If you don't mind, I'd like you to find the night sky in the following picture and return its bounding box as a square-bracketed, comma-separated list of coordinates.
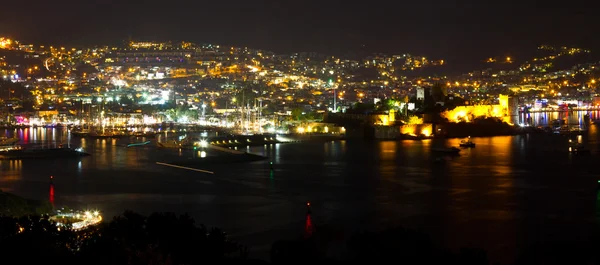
[1, 0, 598, 63]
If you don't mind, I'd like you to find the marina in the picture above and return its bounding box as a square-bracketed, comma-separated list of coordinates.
[2, 123, 600, 263]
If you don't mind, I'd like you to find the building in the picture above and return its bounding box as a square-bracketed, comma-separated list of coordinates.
[416, 87, 425, 100]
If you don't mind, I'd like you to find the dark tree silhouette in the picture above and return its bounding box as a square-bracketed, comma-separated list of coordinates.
[346, 102, 376, 114]
[271, 226, 490, 265]
[78, 211, 246, 264]
[9, 211, 595, 264]
[0, 80, 31, 101]
[290, 108, 303, 121]
[431, 82, 447, 103]
[0, 215, 75, 264]
[0, 211, 248, 264]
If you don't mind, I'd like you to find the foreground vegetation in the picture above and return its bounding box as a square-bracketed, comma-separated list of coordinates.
[3, 210, 598, 264]
[0, 194, 597, 264]
[0, 190, 53, 216]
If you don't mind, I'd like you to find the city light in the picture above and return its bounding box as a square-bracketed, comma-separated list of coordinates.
[51, 209, 103, 231]
[199, 139, 208, 148]
[0, 36, 593, 141]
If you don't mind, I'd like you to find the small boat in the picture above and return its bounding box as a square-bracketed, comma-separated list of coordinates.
[432, 147, 461, 155]
[459, 137, 476, 148]
[127, 141, 151, 148]
[556, 126, 587, 135]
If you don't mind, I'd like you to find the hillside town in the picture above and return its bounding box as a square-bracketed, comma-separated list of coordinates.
[1, 37, 599, 136]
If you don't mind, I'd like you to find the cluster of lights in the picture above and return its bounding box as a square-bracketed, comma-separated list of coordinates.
[199, 139, 208, 148]
[0, 37, 13, 49]
[54, 210, 102, 231]
[266, 127, 286, 134]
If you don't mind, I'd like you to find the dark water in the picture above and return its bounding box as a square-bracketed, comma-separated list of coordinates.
[3, 127, 600, 263]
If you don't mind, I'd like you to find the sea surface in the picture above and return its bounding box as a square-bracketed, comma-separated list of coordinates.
[2, 126, 600, 263]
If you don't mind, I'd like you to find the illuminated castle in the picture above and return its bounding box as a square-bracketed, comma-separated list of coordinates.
[442, 94, 518, 125]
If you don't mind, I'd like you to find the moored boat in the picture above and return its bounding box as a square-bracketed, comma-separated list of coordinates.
[127, 141, 151, 147]
[459, 136, 476, 148]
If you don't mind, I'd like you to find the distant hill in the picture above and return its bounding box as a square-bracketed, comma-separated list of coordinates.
[0, 49, 49, 78]
[0, 191, 53, 217]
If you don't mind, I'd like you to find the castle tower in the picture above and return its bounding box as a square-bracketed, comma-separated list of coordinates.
[499, 94, 518, 125]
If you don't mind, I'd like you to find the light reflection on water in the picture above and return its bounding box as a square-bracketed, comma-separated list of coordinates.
[0, 160, 22, 192]
[1, 128, 600, 263]
[522, 110, 596, 127]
